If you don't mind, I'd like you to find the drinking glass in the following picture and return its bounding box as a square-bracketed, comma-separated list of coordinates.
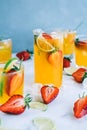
[33, 29, 63, 88]
[56, 29, 76, 58]
[74, 35, 87, 67]
[0, 38, 12, 63]
[0, 62, 24, 104]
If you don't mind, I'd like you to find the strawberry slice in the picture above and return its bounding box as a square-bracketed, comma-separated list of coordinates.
[42, 33, 52, 39]
[8, 72, 24, 96]
[0, 94, 32, 114]
[73, 95, 87, 118]
[41, 85, 59, 104]
[48, 50, 62, 68]
[72, 68, 86, 83]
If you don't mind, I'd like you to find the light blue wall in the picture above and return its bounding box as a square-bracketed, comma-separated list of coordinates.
[0, 0, 87, 52]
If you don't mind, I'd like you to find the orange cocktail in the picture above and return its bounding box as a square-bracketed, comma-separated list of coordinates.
[0, 58, 24, 104]
[0, 38, 12, 63]
[34, 30, 63, 88]
[74, 35, 87, 67]
[63, 30, 76, 58]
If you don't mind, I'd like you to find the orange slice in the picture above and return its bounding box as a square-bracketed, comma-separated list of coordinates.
[37, 35, 55, 52]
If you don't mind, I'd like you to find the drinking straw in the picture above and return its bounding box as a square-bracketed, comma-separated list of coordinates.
[74, 20, 84, 30]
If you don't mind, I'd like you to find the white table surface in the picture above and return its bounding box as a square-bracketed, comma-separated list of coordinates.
[0, 56, 87, 130]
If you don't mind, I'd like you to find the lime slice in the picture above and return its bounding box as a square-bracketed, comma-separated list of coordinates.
[29, 101, 47, 111]
[3, 58, 18, 72]
[37, 36, 55, 52]
[64, 67, 78, 75]
[0, 128, 19, 130]
[33, 117, 57, 130]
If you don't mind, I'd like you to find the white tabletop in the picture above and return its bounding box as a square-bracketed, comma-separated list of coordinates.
[0, 56, 87, 130]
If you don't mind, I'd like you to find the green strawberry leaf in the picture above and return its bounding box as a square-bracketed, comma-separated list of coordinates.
[75, 38, 79, 46]
[82, 72, 87, 82]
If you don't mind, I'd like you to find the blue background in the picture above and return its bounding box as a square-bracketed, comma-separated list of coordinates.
[0, 0, 87, 52]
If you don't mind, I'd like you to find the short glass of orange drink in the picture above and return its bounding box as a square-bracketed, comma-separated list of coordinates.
[74, 35, 87, 67]
[33, 29, 63, 88]
[0, 58, 24, 104]
[0, 37, 12, 64]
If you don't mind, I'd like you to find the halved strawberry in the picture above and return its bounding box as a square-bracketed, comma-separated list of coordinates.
[73, 94, 87, 118]
[0, 94, 32, 114]
[72, 68, 86, 83]
[48, 50, 62, 68]
[41, 85, 59, 104]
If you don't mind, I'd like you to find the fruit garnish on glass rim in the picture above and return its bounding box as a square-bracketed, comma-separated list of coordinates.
[0, 58, 23, 97]
[42, 33, 52, 39]
[75, 37, 87, 46]
[3, 58, 18, 73]
[37, 34, 55, 52]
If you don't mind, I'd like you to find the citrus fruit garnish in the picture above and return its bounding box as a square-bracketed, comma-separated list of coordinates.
[33, 117, 57, 130]
[64, 66, 78, 76]
[37, 35, 55, 52]
[3, 58, 18, 72]
[29, 101, 47, 111]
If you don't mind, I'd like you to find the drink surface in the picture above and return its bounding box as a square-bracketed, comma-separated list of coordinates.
[34, 32, 63, 88]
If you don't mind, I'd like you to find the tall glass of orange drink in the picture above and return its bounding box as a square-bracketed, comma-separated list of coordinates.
[74, 35, 87, 67]
[33, 29, 63, 88]
[0, 58, 24, 104]
[0, 38, 12, 63]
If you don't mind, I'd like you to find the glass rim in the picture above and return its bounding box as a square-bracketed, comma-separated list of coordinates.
[76, 35, 87, 40]
[0, 38, 12, 43]
[0, 64, 24, 76]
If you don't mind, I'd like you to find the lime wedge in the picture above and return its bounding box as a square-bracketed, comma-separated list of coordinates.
[29, 101, 47, 111]
[3, 58, 18, 72]
[64, 67, 78, 76]
[33, 117, 57, 130]
[37, 35, 55, 52]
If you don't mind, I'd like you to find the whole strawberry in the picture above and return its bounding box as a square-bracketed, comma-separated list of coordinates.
[0, 94, 32, 114]
[63, 57, 71, 68]
[16, 50, 31, 61]
[72, 68, 86, 83]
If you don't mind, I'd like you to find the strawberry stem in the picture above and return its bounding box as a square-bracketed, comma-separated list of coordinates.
[78, 92, 86, 99]
[24, 94, 32, 108]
